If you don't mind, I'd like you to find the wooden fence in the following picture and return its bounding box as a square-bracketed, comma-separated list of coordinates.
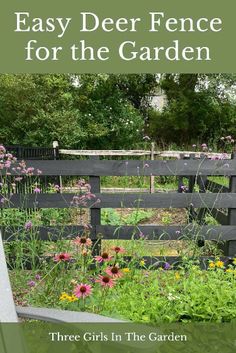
[1, 155, 236, 267]
[6, 143, 232, 194]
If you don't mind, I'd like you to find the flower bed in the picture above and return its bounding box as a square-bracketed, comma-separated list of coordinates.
[11, 248, 236, 324]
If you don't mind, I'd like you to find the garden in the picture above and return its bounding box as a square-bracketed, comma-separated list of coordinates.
[1, 141, 236, 325]
[1, 73, 236, 325]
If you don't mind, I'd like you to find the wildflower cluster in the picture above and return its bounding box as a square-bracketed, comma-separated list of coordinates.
[27, 274, 41, 288]
[70, 179, 99, 207]
[55, 242, 126, 309]
[60, 292, 78, 302]
[208, 260, 224, 269]
[220, 135, 235, 144]
[0, 145, 42, 204]
[208, 258, 236, 271]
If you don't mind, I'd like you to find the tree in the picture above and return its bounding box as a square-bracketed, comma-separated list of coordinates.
[0, 74, 144, 149]
[148, 74, 236, 146]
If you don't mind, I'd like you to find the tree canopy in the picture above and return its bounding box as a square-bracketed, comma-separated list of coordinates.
[0, 73, 236, 149]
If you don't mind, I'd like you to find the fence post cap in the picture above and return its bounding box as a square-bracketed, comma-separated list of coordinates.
[53, 141, 59, 148]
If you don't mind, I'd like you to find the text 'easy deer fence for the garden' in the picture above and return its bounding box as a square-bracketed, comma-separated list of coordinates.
[1, 155, 236, 268]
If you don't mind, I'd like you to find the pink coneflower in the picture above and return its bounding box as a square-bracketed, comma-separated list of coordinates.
[54, 253, 71, 262]
[74, 283, 92, 299]
[105, 266, 123, 278]
[73, 236, 92, 247]
[94, 252, 113, 263]
[96, 275, 115, 288]
[111, 246, 125, 254]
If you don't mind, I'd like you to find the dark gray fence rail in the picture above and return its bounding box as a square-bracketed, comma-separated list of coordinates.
[3, 159, 236, 176]
[2, 225, 236, 242]
[1, 157, 236, 260]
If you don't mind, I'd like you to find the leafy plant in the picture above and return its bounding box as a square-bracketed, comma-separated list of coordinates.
[101, 209, 153, 226]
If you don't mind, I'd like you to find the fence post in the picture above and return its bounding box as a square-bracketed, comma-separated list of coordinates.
[177, 153, 185, 193]
[52, 141, 59, 160]
[196, 153, 208, 225]
[53, 141, 62, 191]
[188, 154, 196, 223]
[150, 142, 155, 194]
[227, 152, 236, 256]
[89, 156, 101, 256]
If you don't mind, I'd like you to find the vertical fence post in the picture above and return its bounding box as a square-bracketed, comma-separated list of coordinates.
[196, 153, 208, 225]
[188, 154, 196, 223]
[89, 156, 101, 256]
[177, 153, 185, 193]
[150, 142, 155, 194]
[227, 152, 236, 256]
[53, 141, 62, 191]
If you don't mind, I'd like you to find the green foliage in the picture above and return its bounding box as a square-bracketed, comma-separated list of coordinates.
[103, 265, 236, 323]
[101, 209, 153, 226]
[1, 73, 236, 148]
[0, 74, 144, 149]
[148, 74, 236, 146]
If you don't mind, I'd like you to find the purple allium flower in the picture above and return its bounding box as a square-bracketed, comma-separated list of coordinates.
[34, 187, 41, 193]
[164, 262, 171, 270]
[192, 144, 196, 148]
[139, 232, 145, 239]
[24, 221, 33, 231]
[89, 277, 96, 284]
[180, 185, 188, 192]
[28, 280, 36, 288]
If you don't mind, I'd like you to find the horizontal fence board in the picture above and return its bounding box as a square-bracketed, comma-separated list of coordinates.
[157, 151, 231, 159]
[2, 225, 236, 241]
[3, 192, 236, 209]
[96, 225, 236, 241]
[1, 226, 92, 241]
[59, 149, 152, 156]
[4, 159, 236, 176]
[59, 149, 231, 159]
